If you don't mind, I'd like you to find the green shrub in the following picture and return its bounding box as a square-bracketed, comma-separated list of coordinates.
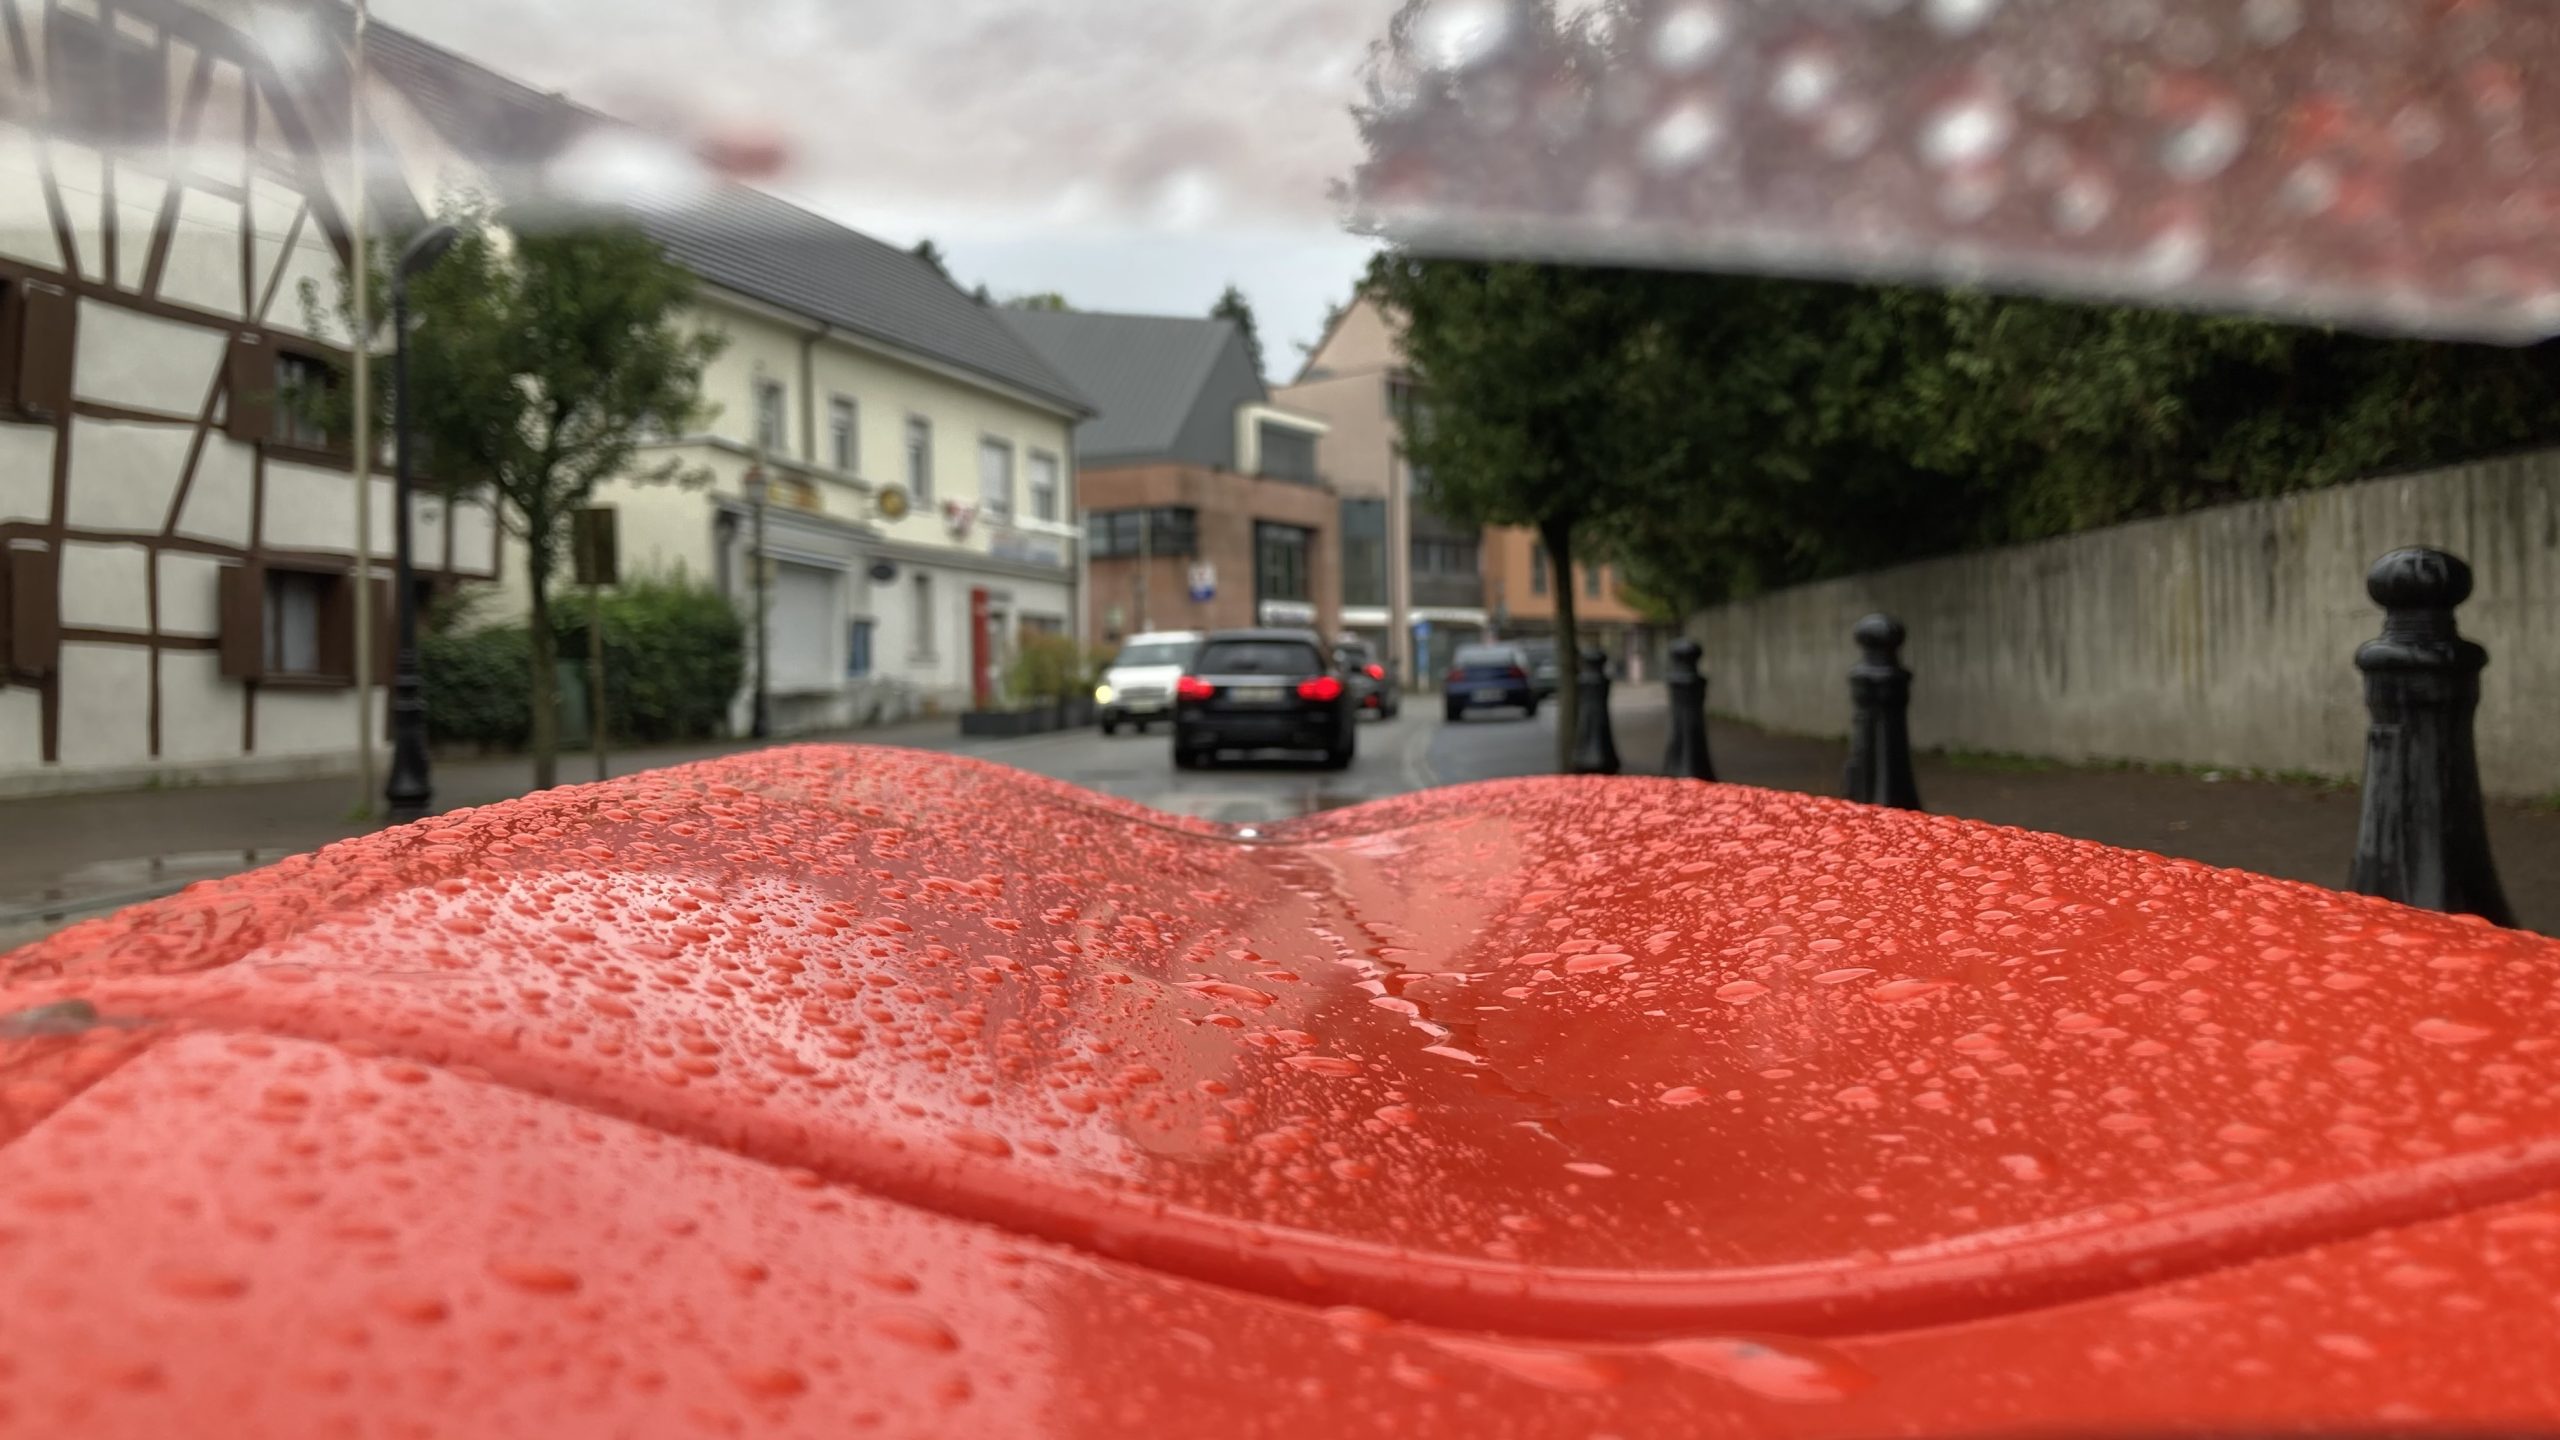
[1004, 632, 1087, 708]
[422, 620, 532, 750]
[558, 575, 746, 744]
[428, 575, 744, 750]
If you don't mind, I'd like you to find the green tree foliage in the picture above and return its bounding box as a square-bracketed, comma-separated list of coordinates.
[1210, 284, 1266, 381]
[910, 238, 953, 279]
[1004, 292, 1074, 312]
[311, 199, 723, 787]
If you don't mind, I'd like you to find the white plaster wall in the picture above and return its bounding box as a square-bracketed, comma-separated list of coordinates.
[0, 687, 42, 768]
[157, 552, 224, 637]
[57, 541, 150, 630]
[262, 460, 354, 552]
[173, 436, 254, 547]
[451, 497, 499, 574]
[0, 423, 57, 525]
[54, 643, 151, 768]
[63, 420, 191, 532]
[257, 688, 354, 758]
[73, 302, 228, 416]
[0, 128, 67, 272]
[112, 171, 165, 293]
[160, 188, 246, 321]
[158, 652, 243, 764]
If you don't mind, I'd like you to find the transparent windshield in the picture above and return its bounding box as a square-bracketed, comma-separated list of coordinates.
[1114, 641, 1195, 669]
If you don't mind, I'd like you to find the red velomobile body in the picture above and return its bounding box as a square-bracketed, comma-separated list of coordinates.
[4, 746, 2559, 1437]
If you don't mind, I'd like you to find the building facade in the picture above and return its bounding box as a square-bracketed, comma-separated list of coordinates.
[1480, 527, 1668, 680]
[2, 0, 502, 795]
[1001, 310, 1335, 649]
[1273, 291, 1487, 684]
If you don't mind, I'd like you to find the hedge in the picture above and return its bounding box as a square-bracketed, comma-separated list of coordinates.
[424, 576, 744, 751]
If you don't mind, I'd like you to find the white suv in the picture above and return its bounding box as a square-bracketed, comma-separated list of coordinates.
[1094, 632, 1204, 736]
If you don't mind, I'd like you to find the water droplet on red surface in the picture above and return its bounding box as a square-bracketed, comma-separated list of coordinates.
[865, 1311, 960, 1353]
[151, 1265, 250, 1302]
[487, 1260, 582, 1295]
[1654, 1336, 1874, 1402]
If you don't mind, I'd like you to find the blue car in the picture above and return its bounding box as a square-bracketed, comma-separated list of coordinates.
[1443, 642, 1541, 722]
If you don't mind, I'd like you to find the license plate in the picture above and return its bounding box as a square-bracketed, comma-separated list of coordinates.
[1473, 688, 1508, 704]
[1231, 686, 1287, 705]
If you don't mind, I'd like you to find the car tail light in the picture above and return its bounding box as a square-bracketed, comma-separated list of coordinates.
[1508, 666, 1529, 682]
[1176, 676, 1215, 702]
[1297, 676, 1344, 703]
[1447, 668, 1464, 685]
[1366, 664, 1386, 681]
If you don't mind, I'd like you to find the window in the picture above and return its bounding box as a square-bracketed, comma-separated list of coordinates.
[829, 396, 858, 474]
[263, 570, 329, 676]
[1195, 638, 1324, 676]
[1028, 451, 1061, 522]
[1411, 538, 1479, 576]
[1340, 498, 1387, 609]
[910, 572, 934, 655]
[1531, 547, 1550, 595]
[754, 379, 787, 454]
[0, 278, 17, 404]
[905, 417, 933, 503]
[1257, 423, 1319, 483]
[1085, 508, 1199, 559]
[1254, 521, 1313, 604]
[847, 618, 873, 678]
[274, 352, 337, 451]
[1585, 563, 1604, 598]
[978, 437, 1015, 521]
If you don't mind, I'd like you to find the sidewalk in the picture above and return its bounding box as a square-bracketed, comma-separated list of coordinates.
[1664, 715, 2560, 939]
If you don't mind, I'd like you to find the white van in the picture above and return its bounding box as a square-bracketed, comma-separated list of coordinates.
[1094, 631, 1204, 735]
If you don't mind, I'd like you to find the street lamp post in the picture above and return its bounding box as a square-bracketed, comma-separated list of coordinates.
[385, 224, 458, 824]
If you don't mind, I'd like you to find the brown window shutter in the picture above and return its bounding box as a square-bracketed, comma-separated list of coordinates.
[224, 334, 272, 441]
[218, 562, 265, 679]
[370, 575, 396, 686]
[14, 281, 74, 418]
[5, 542, 60, 678]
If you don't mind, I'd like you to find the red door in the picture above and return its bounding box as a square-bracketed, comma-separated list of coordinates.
[969, 586, 993, 710]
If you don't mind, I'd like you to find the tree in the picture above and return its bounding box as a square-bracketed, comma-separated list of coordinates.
[1366, 253, 1674, 770]
[910, 238, 953, 280]
[1004, 292, 1073, 312]
[1210, 284, 1265, 380]
[311, 198, 724, 789]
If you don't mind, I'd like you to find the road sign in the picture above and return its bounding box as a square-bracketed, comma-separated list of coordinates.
[572, 507, 618, 587]
[1188, 563, 1216, 602]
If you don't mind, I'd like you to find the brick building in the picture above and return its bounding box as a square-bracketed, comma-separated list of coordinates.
[1000, 310, 1336, 648]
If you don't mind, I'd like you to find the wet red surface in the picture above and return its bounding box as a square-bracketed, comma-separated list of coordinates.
[5, 745, 2559, 1436]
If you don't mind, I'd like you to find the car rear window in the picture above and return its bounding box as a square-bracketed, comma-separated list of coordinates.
[1453, 645, 1522, 667]
[1114, 640, 1195, 668]
[1195, 640, 1322, 675]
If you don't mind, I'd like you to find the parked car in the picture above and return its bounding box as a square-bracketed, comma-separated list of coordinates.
[1515, 637, 1562, 699]
[1093, 631, 1201, 736]
[1443, 642, 1540, 722]
[1173, 629, 1355, 770]
[1332, 638, 1401, 720]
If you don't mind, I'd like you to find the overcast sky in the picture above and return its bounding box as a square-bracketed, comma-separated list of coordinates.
[370, 0, 1395, 377]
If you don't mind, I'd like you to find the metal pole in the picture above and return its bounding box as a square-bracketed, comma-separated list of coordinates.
[1844, 613, 1922, 811]
[349, 0, 375, 814]
[750, 453, 772, 740]
[588, 577, 607, 782]
[383, 280, 430, 822]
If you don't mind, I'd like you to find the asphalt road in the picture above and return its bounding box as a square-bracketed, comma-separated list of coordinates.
[898, 694, 1655, 827]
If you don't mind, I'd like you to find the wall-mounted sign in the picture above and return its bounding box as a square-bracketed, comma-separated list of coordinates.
[867, 560, 899, 584]
[876, 487, 911, 522]
[571, 506, 618, 587]
[943, 500, 979, 540]
[1259, 599, 1318, 628]
[1188, 562, 1216, 602]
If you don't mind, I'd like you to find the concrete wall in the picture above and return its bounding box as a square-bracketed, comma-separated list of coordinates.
[1689, 452, 2560, 799]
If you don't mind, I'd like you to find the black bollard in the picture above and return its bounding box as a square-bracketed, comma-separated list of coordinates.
[1571, 646, 1622, 775]
[1844, 613, 1923, 811]
[2347, 548, 2514, 926]
[1663, 638, 1717, 781]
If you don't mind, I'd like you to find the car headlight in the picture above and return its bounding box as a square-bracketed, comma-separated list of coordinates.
[1094, 683, 1115, 704]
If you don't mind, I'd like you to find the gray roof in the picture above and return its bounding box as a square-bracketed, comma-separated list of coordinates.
[363, 27, 1089, 416]
[999, 310, 1253, 461]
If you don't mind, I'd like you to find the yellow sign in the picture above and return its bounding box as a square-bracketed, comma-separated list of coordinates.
[877, 486, 912, 522]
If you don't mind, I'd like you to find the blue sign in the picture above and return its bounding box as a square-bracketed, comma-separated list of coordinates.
[1188, 563, 1216, 603]
[1414, 619, 1432, 640]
